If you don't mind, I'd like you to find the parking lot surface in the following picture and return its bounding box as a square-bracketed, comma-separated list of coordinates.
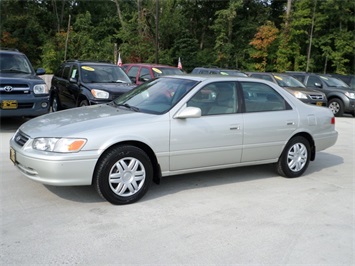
[1, 116, 354, 265]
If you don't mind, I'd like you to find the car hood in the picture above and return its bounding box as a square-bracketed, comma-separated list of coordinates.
[0, 72, 45, 83]
[82, 82, 136, 93]
[329, 86, 354, 92]
[19, 104, 156, 138]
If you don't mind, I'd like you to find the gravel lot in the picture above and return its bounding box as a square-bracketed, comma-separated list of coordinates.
[1, 116, 354, 265]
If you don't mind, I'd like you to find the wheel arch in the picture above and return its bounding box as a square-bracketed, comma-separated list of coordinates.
[327, 93, 347, 104]
[94, 140, 162, 185]
[290, 132, 315, 161]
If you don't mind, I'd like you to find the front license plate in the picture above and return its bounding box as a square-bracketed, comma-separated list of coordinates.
[10, 147, 16, 163]
[316, 102, 323, 106]
[1, 100, 18, 109]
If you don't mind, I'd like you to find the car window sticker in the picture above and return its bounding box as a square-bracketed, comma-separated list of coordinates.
[81, 66, 95, 71]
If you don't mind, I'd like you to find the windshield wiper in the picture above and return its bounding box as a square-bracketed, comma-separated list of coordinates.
[0, 69, 29, 74]
[115, 103, 140, 112]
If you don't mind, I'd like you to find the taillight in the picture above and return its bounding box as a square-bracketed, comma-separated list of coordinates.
[331, 117, 335, 125]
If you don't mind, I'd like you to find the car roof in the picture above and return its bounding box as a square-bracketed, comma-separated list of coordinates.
[64, 60, 116, 66]
[159, 74, 254, 82]
[0, 49, 24, 55]
[123, 63, 179, 68]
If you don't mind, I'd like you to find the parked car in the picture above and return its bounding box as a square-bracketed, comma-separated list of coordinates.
[50, 60, 135, 111]
[191, 67, 248, 77]
[286, 72, 355, 117]
[10, 75, 338, 204]
[122, 63, 184, 85]
[0, 49, 49, 117]
[247, 72, 327, 107]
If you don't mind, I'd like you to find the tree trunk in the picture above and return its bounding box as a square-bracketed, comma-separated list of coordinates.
[113, 0, 125, 30]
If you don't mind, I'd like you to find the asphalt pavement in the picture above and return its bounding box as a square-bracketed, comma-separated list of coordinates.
[1, 116, 354, 265]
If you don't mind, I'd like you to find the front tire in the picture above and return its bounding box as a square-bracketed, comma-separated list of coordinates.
[94, 145, 153, 205]
[328, 98, 344, 117]
[79, 99, 89, 107]
[276, 136, 310, 178]
[51, 93, 61, 112]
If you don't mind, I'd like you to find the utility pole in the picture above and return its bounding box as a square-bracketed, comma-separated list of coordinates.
[306, 0, 317, 72]
[155, 0, 159, 64]
[64, 15, 71, 61]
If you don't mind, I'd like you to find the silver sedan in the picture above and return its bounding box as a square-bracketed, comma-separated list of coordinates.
[10, 75, 338, 204]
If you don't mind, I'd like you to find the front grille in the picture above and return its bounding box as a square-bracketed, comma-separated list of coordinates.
[309, 94, 324, 100]
[0, 84, 30, 95]
[14, 130, 30, 147]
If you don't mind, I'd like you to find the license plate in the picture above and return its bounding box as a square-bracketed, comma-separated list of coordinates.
[316, 102, 323, 106]
[10, 147, 16, 163]
[1, 100, 18, 109]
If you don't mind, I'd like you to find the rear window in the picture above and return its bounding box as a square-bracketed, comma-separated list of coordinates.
[152, 67, 183, 77]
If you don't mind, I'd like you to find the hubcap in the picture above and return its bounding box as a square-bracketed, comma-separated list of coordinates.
[287, 143, 308, 172]
[328, 102, 339, 114]
[52, 98, 58, 112]
[109, 157, 146, 197]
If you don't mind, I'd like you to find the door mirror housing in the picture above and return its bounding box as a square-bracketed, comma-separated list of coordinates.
[175, 106, 201, 119]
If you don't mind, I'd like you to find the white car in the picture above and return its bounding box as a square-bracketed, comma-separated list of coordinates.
[10, 75, 338, 204]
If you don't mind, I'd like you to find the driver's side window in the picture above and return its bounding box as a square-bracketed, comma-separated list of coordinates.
[187, 82, 238, 116]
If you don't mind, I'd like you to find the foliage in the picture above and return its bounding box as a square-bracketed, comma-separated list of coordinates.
[249, 21, 279, 71]
[0, 0, 353, 74]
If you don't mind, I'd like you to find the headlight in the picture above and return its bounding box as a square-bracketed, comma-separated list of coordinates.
[33, 84, 49, 94]
[91, 89, 109, 99]
[345, 91, 355, 99]
[293, 91, 307, 99]
[33, 138, 87, 153]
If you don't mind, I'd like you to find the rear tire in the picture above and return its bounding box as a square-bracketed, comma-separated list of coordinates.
[276, 136, 310, 178]
[94, 145, 153, 205]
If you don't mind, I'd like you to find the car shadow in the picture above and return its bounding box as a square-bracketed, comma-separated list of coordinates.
[0, 117, 31, 132]
[43, 151, 343, 205]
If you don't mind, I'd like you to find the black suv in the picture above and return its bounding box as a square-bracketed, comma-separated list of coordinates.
[51, 60, 136, 111]
[286, 72, 355, 117]
[0, 49, 49, 117]
[191, 67, 248, 77]
[247, 72, 327, 107]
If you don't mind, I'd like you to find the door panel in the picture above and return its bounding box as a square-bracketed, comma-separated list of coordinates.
[240, 81, 298, 162]
[170, 81, 243, 171]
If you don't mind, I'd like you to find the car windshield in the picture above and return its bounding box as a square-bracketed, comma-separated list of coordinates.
[274, 74, 306, 88]
[219, 70, 248, 77]
[81, 65, 131, 83]
[0, 53, 33, 74]
[113, 77, 199, 114]
[152, 67, 184, 78]
[319, 76, 350, 88]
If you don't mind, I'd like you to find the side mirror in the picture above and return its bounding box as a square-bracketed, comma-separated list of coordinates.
[314, 82, 322, 88]
[174, 106, 201, 119]
[69, 77, 78, 83]
[36, 68, 46, 75]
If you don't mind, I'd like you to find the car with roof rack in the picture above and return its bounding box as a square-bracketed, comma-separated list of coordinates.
[50, 60, 136, 111]
[0, 48, 50, 117]
[286, 72, 355, 117]
[246, 72, 327, 107]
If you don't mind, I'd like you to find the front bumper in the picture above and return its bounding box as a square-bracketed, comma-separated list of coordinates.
[0, 94, 50, 117]
[10, 137, 99, 186]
